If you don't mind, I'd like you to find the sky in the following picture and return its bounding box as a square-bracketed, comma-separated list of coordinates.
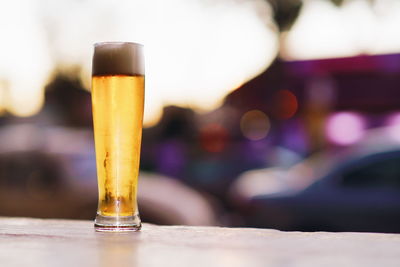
[283, 0, 400, 59]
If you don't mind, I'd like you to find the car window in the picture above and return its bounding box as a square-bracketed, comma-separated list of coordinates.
[340, 154, 400, 188]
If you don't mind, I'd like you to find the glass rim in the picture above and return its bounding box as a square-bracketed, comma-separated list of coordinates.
[94, 41, 144, 48]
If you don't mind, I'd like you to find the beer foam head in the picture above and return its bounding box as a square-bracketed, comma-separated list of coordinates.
[92, 42, 144, 76]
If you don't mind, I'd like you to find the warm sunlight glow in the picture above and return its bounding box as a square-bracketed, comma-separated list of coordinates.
[0, 0, 52, 116]
[282, 0, 400, 60]
[282, 0, 358, 60]
[40, 0, 278, 126]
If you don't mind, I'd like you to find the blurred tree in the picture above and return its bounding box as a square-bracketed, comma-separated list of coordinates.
[44, 72, 92, 127]
[267, 0, 374, 32]
[267, 0, 303, 32]
[330, 0, 345, 6]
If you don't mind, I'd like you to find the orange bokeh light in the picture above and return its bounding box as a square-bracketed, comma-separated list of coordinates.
[199, 123, 229, 153]
[240, 110, 271, 141]
[274, 89, 298, 119]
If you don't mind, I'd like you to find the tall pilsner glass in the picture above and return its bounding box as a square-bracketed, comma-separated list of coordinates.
[91, 42, 144, 231]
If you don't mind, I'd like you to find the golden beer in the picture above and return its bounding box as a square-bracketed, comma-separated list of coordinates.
[91, 42, 144, 231]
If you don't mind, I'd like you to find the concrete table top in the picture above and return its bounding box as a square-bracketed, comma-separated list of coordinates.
[0, 217, 400, 267]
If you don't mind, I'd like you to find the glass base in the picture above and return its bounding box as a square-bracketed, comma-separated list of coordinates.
[94, 214, 141, 232]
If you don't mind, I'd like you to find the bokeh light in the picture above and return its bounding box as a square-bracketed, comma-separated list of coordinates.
[325, 112, 366, 146]
[240, 110, 271, 141]
[385, 112, 400, 142]
[274, 89, 298, 120]
[199, 123, 229, 153]
[385, 112, 400, 127]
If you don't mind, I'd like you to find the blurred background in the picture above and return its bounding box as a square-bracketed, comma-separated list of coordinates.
[1, 0, 400, 233]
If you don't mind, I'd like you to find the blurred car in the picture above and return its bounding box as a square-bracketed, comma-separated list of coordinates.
[230, 126, 400, 233]
[0, 124, 218, 226]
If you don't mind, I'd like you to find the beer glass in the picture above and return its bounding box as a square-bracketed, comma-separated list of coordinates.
[91, 42, 144, 231]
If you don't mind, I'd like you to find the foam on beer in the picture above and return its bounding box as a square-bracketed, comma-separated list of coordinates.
[92, 42, 144, 76]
